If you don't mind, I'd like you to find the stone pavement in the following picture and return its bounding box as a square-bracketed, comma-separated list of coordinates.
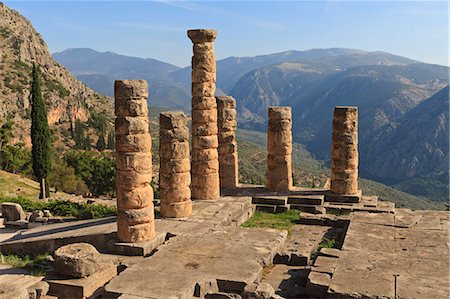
[328, 209, 450, 298]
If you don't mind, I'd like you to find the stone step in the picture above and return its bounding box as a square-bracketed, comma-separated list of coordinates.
[324, 190, 362, 203]
[252, 196, 287, 206]
[5, 219, 28, 229]
[361, 196, 378, 208]
[290, 204, 325, 214]
[287, 195, 324, 206]
[255, 204, 290, 213]
[261, 265, 310, 298]
[324, 202, 395, 214]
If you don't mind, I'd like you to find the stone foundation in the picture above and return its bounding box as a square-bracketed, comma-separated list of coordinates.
[159, 111, 192, 218]
[188, 29, 220, 200]
[216, 96, 238, 189]
[266, 107, 293, 192]
[115, 80, 155, 243]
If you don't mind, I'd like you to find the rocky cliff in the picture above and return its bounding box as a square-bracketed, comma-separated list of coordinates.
[0, 3, 112, 147]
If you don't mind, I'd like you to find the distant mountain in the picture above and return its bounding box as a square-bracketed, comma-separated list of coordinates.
[53, 48, 190, 109]
[53, 46, 449, 202]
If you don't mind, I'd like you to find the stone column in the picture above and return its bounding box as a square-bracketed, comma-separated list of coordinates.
[216, 96, 239, 189]
[115, 80, 155, 243]
[188, 29, 220, 200]
[159, 111, 192, 218]
[330, 106, 358, 195]
[266, 107, 293, 192]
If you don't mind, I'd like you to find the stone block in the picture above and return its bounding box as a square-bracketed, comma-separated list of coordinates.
[192, 53, 216, 73]
[192, 96, 217, 110]
[47, 263, 117, 299]
[192, 148, 219, 161]
[115, 116, 148, 135]
[160, 200, 193, 218]
[192, 68, 216, 83]
[5, 220, 28, 228]
[192, 108, 217, 124]
[113, 231, 166, 256]
[54, 243, 101, 278]
[188, 29, 217, 43]
[159, 111, 187, 129]
[306, 271, 331, 298]
[116, 185, 153, 210]
[117, 221, 155, 243]
[192, 159, 219, 174]
[193, 122, 218, 136]
[159, 141, 190, 159]
[159, 172, 191, 189]
[268, 106, 292, 120]
[287, 195, 324, 206]
[116, 170, 152, 190]
[192, 135, 218, 149]
[159, 127, 189, 143]
[1, 202, 26, 221]
[115, 133, 151, 153]
[116, 152, 152, 173]
[252, 196, 287, 206]
[117, 206, 154, 226]
[192, 82, 216, 97]
[159, 158, 191, 174]
[114, 80, 148, 100]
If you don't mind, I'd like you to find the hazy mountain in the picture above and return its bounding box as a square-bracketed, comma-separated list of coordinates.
[0, 3, 112, 147]
[53, 48, 190, 109]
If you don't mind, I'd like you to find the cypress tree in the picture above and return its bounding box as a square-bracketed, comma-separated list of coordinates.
[107, 131, 115, 150]
[30, 64, 52, 199]
[96, 132, 106, 151]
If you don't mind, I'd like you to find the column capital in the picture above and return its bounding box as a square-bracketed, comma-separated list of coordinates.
[187, 29, 217, 43]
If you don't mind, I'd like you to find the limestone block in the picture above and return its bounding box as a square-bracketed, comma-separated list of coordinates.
[54, 243, 101, 278]
[192, 69, 216, 83]
[192, 186, 220, 201]
[216, 96, 237, 109]
[193, 42, 214, 53]
[220, 176, 239, 189]
[192, 109, 218, 124]
[114, 80, 148, 100]
[159, 172, 191, 188]
[116, 133, 152, 153]
[159, 190, 191, 203]
[159, 158, 191, 174]
[192, 135, 218, 149]
[1, 202, 26, 221]
[268, 106, 292, 120]
[191, 173, 220, 189]
[160, 127, 189, 143]
[192, 148, 219, 161]
[192, 54, 216, 73]
[160, 200, 192, 218]
[116, 170, 152, 190]
[115, 99, 148, 118]
[159, 141, 190, 159]
[188, 29, 217, 43]
[116, 152, 152, 173]
[115, 116, 148, 135]
[219, 163, 238, 178]
[117, 221, 155, 243]
[192, 159, 219, 174]
[116, 185, 154, 210]
[192, 96, 217, 110]
[193, 122, 218, 136]
[218, 109, 237, 121]
[159, 111, 187, 129]
[218, 131, 236, 143]
[29, 210, 44, 223]
[218, 142, 237, 155]
[219, 152, 238, 165]
[117, 206, 154, 226]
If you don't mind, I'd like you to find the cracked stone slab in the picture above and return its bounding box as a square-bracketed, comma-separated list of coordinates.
[105, 227, 287, 298]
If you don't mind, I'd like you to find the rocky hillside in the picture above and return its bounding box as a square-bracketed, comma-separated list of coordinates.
[0, 3, 112, 147]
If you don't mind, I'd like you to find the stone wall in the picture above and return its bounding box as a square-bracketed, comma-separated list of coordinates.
[115, 80, 155, 243]
[266, 107, 293, 192]
[159, 111, 192, 218]
[216, 96, 238, 189]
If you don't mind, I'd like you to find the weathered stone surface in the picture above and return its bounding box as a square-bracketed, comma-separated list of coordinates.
[54, 243, 101, 278]
[1, 202, 26, 221]
[189, 29, 220, 201]
[115, 79, 155, 243]
[330, 106, 359, 195]
[306, 271, 331, 297]
[159, 111, 192, 218]
[266, 107, 292, 192]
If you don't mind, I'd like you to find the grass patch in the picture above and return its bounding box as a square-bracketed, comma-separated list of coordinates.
[0, 253, 50, 276]
[0, 196, 116, 219]
[242, 210, 300, 232]
[318, 237, 336, 250]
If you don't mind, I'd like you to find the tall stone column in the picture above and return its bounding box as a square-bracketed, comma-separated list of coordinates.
[216, 96, 239, 189]
[159, 111, 192, 218]
[330, 106, 358, 195]
[188, 29, 220, 200]
[266, 107, 293, 192]
[115, 80, 155, 243]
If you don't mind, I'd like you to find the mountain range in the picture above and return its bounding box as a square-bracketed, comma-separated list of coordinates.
[53, 47, 449, 202]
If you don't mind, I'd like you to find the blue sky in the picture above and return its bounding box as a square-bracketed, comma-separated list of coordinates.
[5, 1, 449, 67]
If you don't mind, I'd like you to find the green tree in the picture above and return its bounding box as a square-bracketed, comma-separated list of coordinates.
[0, 143, 32, 174]
[0, 119, 14, 151]
[74, 119, 84, 149]
[107, 131, 115, 150]
[30, 64, 52, 199]
[96, 132, 106, 151]
[48, 159, 89, 196]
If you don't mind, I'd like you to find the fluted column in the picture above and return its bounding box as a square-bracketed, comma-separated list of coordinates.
[266, 107, 293, 192]
[115, 80, 155, 243]
[216, 96, 238, 189]
[330, 106, 358, 195]
[159, 111, 192, 218]
[188, 29, 220, 200]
